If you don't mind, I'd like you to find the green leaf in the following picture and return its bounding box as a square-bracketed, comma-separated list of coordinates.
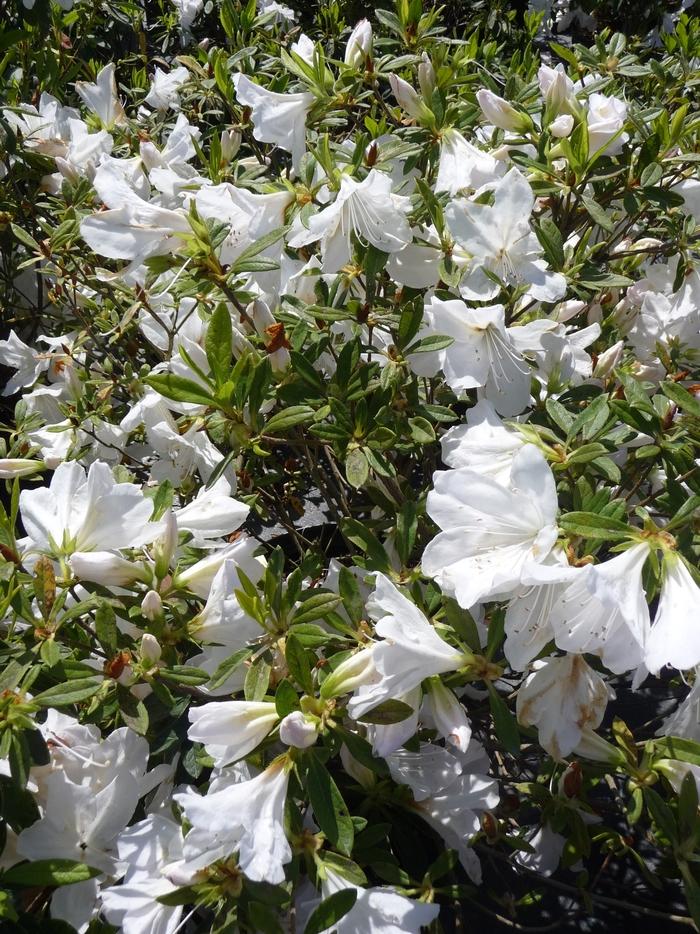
[356, 699, 415, 725]
[145, 374, 214, 407]
[536, 217, 565, 269]
[94, 601, 118, 656]
[304, 888, 357, 934]
[206, 304, 233, 387]
[662, 381, 700, 419]
[275, 679, 300, 718]
[341, 519, 390, 572]
[230, 225, 289, 273]
[292, 592, 343, 625]
[2, 859, 101, 887]
[345, 447, 369, 488]
[559, 512, 633, 540]
[244, 656, 272, 701]
[306, 753, 354, 853]
[338, 567, 363, 625]
[208, 647, 253, 690]
[265, 405, 315, 434]
[285, 633, 314, 695]
[408, 416, 435, 444]
[489, 683, 520, 755]
[33, 678, 103, 707]
[581, 196, 615, 233]
[405, 334, 454, 354]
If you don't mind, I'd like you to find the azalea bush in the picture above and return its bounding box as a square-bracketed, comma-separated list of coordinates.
[1, 0, 700, 931]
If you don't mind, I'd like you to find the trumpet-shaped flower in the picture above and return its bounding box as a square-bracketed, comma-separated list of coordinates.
[446, 167, 566, 303]
[516, 654, 609, 760]
[19, 460, 163, 556]
[320, 867, 440, 934]
[439, 400, 525, 484]
[409, 300, 532, 415]
[645, 553, 700, 674]
[233, 72, 313, 171]
[348, 573, 470, 720]
[174, 758, 291, 883]
[422, 444, 559, 608]
[75, 63, 126, 130]
[288, 169, 412, 272]
[187, 700, 279, 767]
[435, 127, 502, 196]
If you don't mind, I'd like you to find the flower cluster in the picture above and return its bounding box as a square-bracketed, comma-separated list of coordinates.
[1, 0, 700, 931]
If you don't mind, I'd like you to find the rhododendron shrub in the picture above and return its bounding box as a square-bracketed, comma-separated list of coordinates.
[1, 0, 700, 931]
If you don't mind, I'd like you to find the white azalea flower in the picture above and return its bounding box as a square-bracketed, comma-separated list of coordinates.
[19, 460, 163, 556]
[435, 126, 502, 195]
[446, 167, 567, 303]
[174, 758, 292, 883]
[586, 92, 628, 156]
[645, 553, 700, 674]
[516, 654, 609, 759]
[422, 444, 559, 608]
[80, 161, 189, 264]
[288, 169, 412, 272]
[100, 815, 184, 934]
[438, 400, 525, 484]
[233, 72, 313, 170]
[347, 573, 470, 720]
[506, 542, 650, 673]
[476, 88, 530, 132]
[75, 63, 126, 130]
[187, 700, 279, 767]
[408, 299, 532, 416]
[144, 65, 189, 111]
[320, 867, 440, 934]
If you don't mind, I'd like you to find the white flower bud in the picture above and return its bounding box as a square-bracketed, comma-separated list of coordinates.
[593, 339, 624, 379]
[69, 551, 144, 587]
[344, 19, 372, 68]
[319, 649, 378, 699]
[418, 53, 436, 101]
[538, 64, 575, 113]
[549, 114, 574, 138]
[140, 633, 162, 665]
[220, 129, 241, 163]
[154, 510, 178, 579]
[0, 458, 44, 479]
[425, 678, 472, 752]
[279, 710, 318, 749]
[554, 299, 586, 322]
[141, 589, 163, 620]
[389, 74, 424, 119]
[476, 88, 531, 132]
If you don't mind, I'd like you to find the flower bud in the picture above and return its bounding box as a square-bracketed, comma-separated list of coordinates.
[538, 64, 575, 113]
[320, 649, 377, 699]
[220, 129, 241, 163]
[69, 551, 144, 587]
[140, 633, 162, 665]
[0, 458, 44, 479]
[593, 339, 624, 379]
[154, 510, 178, 580]
[279, 710, 318, 748]
[555, 299, 586, 322]
[344, 19, 372, 68]
[476, 89, 532, 133]
[389, 75, 424, 120]
[425, 677, 471, 752]
[418, 53, 436, 101]
[141, 589, 163, 620]
[550, 114, 574, 138]
[573, 727, 626, 765]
